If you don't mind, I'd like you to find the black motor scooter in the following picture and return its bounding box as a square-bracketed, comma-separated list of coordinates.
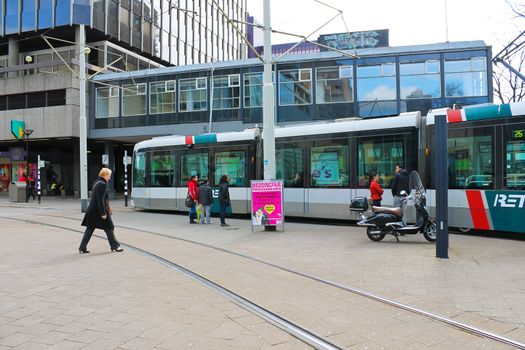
[350, 171, 437, 242]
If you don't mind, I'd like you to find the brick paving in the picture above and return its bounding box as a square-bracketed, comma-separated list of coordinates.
[0, 195, 524, 349]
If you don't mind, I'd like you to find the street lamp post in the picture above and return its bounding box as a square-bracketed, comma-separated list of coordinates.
[23, 129, 34, 201]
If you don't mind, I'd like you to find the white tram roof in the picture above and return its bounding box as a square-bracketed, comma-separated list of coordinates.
[273, 112, 420, 139]
[134, 128, 260, 151]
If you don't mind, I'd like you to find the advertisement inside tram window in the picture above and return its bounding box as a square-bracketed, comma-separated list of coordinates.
[311, 151, 340, 186]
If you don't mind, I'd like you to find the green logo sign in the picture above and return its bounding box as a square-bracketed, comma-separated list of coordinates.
[10, 120, 25, 139]
[513, 130, 524, 138]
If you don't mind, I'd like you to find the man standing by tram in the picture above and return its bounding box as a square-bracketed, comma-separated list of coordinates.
[391, 164, 410, 225]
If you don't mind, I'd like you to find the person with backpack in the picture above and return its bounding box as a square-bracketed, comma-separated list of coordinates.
[198, 178, 213, 224]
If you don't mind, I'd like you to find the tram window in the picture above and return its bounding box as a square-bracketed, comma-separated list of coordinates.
[310, 144, 349, 188]
[133, 152, 146, 187]
[150, 152, 175, 187]
[276, 145, 304, 187]
[447, 131, 493, 189]
[214, 151, 246, 187]
[505, 138, 525, 190]
[357, 139, 404, 188]
[180, 151, 208, 186]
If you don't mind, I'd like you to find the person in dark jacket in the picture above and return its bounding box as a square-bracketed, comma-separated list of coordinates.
[79, 168, 123, 253]
[391, 164, 410, 225]
[198, 178, 213, 224]
[187, 175, 199, 224]
[369, 171, 383, 206]
[218, 175, 230, 227]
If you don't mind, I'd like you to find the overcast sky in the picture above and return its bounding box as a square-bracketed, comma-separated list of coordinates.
[246, 0, 523, 51]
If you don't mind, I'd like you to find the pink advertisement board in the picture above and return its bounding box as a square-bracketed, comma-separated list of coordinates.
[251, 180, 284, 226]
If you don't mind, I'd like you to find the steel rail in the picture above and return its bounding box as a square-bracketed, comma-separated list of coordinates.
[0, 216, 341, 350]
[5, 213, 525, 349]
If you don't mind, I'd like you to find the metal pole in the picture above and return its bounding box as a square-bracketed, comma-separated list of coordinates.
[262, 0, 277, 232]
[435, 114, 449, 259]
[262, 0, 275, 180]
[37, 154, 41, 204]
[25, 133, 30, 202]
[124, 150, 128, 207]
[79, 24, 88, 212]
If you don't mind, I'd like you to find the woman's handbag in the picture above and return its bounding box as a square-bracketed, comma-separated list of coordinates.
[185, 193, 195, 208]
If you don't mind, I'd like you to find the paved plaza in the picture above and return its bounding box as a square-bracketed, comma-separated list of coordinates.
[0, 195, 524, 349]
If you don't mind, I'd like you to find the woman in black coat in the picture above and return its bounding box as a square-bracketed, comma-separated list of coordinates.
[79, 168, 123, 253]
[218, 174, 230, 227]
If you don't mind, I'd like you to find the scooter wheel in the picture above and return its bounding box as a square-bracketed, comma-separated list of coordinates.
[367, 227, 385, 242]
[423, 222, 437, 242]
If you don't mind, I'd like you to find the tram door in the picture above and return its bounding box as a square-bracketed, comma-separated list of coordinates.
[277, 145, 306, 215]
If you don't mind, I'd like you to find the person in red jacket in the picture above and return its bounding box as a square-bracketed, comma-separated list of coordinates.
[187, 174, 199, 224]
[369, 171, 383, 207]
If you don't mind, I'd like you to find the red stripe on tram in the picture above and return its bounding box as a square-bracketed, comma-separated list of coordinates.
[465, 190, 490, 230]
[185, 135, 193, 145]
[447, 110, 463, 123]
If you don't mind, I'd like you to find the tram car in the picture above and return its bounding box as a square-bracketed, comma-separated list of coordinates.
[132, 101, 525, 234]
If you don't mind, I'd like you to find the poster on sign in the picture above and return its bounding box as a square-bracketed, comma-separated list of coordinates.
[250, 180, 284, 230]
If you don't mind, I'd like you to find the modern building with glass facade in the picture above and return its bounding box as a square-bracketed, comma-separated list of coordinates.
[92, 40, 492, 141]
[0, 0, 248, 195]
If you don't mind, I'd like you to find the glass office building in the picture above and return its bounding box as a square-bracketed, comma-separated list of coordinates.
[0, 0, 248, 196]
[1, 0, 247, 66]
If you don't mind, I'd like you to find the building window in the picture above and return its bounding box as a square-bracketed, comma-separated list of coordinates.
[179, 77, 207, 112]
[46, 90, 66, 106]
[244, 72, 263, 108]
[445, 57, 487, 97]
[96, 86, 120, 118]
[278, 68, 312, 106]
[22, 0, 37, 32]
[55, 0, 71, 26]
[8, 94, 26, 110]
[400, 60, 441, 99]
[357, 63, 396, 101]
[212, 74, 240, 110]
[316, 66, 353, 104]
[150, 80, 176, 114]
[122, 83, 147, 116]
[38, 0, 54, 30]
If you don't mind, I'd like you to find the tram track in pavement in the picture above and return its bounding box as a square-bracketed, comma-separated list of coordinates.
[2, 212, 525, 349]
